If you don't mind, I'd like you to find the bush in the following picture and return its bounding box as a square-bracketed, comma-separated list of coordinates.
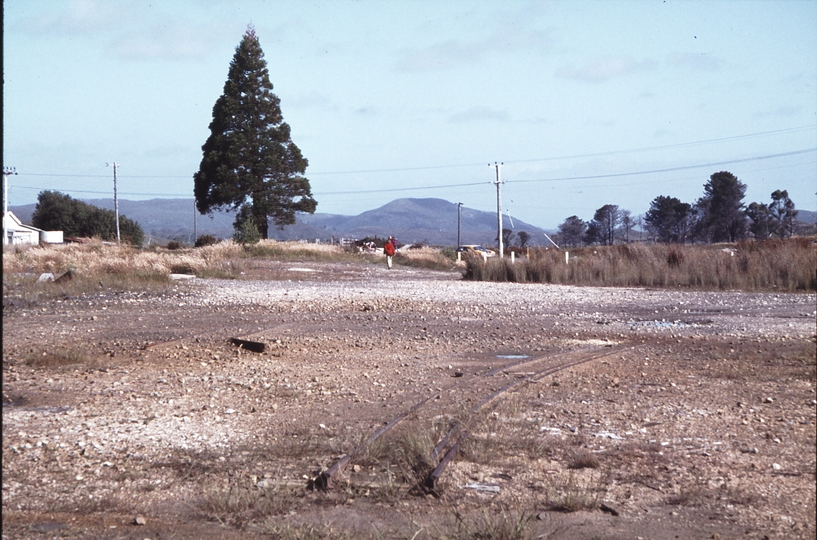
[233, 215, 261, 246]
[166, 241, 183, 250]
[195, 235, 219, 248]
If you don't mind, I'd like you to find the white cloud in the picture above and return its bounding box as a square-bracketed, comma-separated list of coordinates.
[107, 24, 219, 61]
[555, 55, 657, 84]
[753, 105, 802, 119]
[395, 40, 484, 72]
[667, 52, 726, 72]
[448, 106, 509, 123]
[17, 1, 232, 61]
[394, 19, 553, 73]
[17, 0, 120, 36]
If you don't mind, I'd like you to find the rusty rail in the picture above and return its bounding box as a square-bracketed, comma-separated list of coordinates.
[314, 344, 630, 491]
[420, 347, 626, 491]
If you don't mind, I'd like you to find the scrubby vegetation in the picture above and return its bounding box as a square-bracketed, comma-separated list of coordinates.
[463, 238, 816, 292]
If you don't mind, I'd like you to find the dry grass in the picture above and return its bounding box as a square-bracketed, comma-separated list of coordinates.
[543, 471, 608, 513]
[443, 506, 536, 540]
[23, 347, 88, 368]
[258, 522, 359, 540]
[464, 238, 817, 291]
[2, 241, 459, 302]
[199, 479, 297, 528]
[394, 246, 458, 271]
[2, 239, 351, 277]
[1, 239, 374, 299]
[566, 450, 600, 470]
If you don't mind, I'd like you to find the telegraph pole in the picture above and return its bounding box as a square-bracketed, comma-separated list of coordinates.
[107, 163, 120, 245]
[491, 162, 504, 258]
[3, 167, 18, 246]
[457, 202, 463, 248]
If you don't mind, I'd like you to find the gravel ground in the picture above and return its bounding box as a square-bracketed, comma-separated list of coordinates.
[3, 260, 816, 539]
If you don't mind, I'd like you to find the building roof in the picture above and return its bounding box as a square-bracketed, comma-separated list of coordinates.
[3, 211, 43, 232]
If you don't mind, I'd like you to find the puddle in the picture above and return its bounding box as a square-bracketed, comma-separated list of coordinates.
[496, 354, 530, 359]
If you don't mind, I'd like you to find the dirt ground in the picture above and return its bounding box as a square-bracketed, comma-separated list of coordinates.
[3, 260, 816, 539]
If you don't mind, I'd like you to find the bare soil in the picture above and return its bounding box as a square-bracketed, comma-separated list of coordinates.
[3, 260, 816, 539]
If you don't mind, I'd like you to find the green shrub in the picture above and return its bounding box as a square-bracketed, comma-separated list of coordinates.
[31, 190, 145, 247]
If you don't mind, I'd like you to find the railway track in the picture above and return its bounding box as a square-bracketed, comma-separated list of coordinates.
[314, 342, 633, 492]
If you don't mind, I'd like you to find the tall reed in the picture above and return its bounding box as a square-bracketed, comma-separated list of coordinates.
[463, 238, 816, 292]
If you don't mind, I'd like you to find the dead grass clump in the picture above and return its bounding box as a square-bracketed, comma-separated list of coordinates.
[543, 471, 608, 513]
[361, 423, 438, 488]
[260, 523, 358, 540]
[199, 480, 296, 528]
[566, 450, 600, 470]
[462, 257, 527, 282]
[459, 415, 507, 466]
[243, 240, 350, 261]
[445, 506, 535, 540]
[394, 247, 457, 271]
[24, 347, 88, 368]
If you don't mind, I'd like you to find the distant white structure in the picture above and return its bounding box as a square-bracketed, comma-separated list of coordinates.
[2, 211, 63, 245]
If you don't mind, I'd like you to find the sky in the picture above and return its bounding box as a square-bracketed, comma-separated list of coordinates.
[3, 0, 816, 230]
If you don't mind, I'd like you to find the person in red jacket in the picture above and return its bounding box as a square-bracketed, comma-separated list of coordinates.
[383, 237, 396, 269]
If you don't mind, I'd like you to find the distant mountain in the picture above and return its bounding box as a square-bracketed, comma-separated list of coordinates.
[9, 197, 549, 247]
[298, 198, 544, 246]
[797, 209, 816, 224]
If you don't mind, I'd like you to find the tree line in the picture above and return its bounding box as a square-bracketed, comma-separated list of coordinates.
[554, 171, 805, 246]
[31, 190, 144, 247]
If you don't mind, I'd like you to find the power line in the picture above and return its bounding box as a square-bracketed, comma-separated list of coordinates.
[10, 147, 816, 199]
[10, 185, 192, 197]
[507, 148, 817, 185]
[507, 125, 817, 165]
[316, 181, 489, 196]
[14, 125, 817, 180]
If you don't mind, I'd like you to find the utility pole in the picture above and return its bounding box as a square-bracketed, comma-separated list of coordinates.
[491, 162, 504, 258]
[457, 202, 463, 248]
[193, 199, 197, 244]
[107, 163, 120, 245]
[3, 167, 18, 246]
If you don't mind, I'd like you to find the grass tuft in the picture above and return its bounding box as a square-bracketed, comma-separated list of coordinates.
[544, 471, 608, 513]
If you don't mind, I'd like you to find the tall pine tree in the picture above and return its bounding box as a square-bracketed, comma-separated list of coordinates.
[194, 26, 316, 239]
[695, 171, 747, 243]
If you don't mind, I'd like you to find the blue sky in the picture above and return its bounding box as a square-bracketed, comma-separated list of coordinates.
[4, 0, 816, 230]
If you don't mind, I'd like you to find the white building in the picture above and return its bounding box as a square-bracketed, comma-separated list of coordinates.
[2, 212, 63, 245]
